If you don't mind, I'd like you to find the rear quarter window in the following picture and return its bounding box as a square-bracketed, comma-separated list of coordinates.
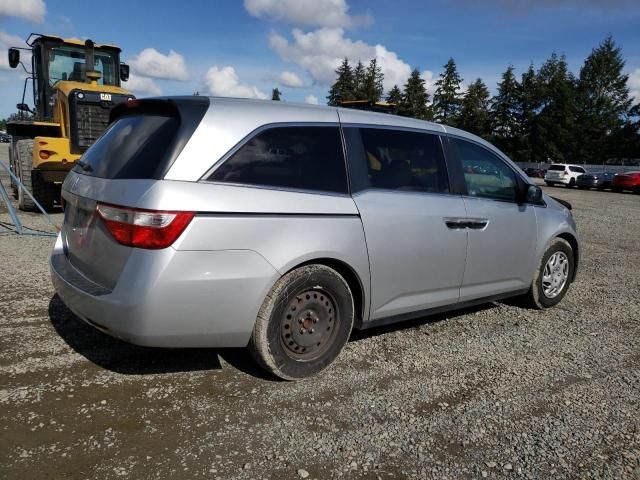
[548, 165, 566, 171]
[208, 126, 348, 194]
[74, 114, 179, 179]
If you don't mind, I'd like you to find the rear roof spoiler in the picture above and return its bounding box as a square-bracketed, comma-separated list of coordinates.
[109, 96, 210, 124]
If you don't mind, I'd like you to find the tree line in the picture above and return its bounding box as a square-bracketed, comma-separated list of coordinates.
[326, 36, 640, 165]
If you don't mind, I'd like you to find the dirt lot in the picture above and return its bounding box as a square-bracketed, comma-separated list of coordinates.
[1, 143, 639, 479]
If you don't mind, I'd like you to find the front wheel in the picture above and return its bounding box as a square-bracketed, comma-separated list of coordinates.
[249, 264, 354, 380]
[522, 238, 575, 309]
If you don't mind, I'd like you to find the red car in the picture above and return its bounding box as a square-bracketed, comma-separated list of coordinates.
[612, 171, 640, 193]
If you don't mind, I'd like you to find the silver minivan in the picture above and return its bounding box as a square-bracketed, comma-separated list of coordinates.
[51, 97, 579, 379]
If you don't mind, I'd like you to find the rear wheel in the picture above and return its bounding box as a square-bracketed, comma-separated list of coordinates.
[16, 139, 57, 212]
[249, 264, 354, 380]
[545, 182, 555, 187]
[522, 238, 574, 309]
[567, 178, 575, 188]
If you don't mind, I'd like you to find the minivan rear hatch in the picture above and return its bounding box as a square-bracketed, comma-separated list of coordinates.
[60, 97, 209, 291]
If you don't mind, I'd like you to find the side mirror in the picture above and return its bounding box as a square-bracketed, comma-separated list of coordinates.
[119, 63, 130, 82]
[8, 48, 20, 69]
[525, 184, 543, 204]
[16, 103, 32, 113]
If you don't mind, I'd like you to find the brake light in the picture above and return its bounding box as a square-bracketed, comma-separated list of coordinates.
[563, 169, 569, 177]
[96, 203, 195, 249]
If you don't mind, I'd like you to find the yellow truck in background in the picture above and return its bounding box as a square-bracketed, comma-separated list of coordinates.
[6, 34, 134, 210]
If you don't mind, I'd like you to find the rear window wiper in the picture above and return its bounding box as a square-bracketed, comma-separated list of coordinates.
[76, 160, 93, 172]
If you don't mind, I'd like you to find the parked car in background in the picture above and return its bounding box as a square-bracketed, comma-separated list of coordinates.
[524, 167, 545, 178]
[0, 132, 11, 143]
[50, 97, 580, 380]
[611, 171, 640, 193]
[576, 171, 615, 190]
[544, 164, 587, 187]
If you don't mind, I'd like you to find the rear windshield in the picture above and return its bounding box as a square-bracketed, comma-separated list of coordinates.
[548, 165, 565, 171]
[73, 114, 179, 179]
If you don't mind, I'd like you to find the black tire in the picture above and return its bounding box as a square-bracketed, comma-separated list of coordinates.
[545, 182, 554, 187]
[521, 238, 574, 309]
[567, 178, 575, 188]
[249, 264, 354, 380]
[612, 187, 622, 193]
[16, 139, 56, 212]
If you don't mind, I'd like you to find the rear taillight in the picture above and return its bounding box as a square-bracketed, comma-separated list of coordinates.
[96, 203, 195, 249]
[563, 169, 569, 177]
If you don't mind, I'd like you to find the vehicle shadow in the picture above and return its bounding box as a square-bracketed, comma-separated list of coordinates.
[50, 294, 502, 378]
[48, 294, 274, 379]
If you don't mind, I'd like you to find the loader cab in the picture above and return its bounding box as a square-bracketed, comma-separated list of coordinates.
[29, 35, 124, 120]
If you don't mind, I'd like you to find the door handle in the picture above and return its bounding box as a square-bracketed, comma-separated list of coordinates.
[443, 218, 489, 230]
[466, 219, 489, 230]
[443, 218, 468, 230]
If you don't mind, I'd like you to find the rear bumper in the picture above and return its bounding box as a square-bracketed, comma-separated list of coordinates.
[50, 234, 279, 348]
[576, 179, 598, 187]
[545, 176, 570, 184]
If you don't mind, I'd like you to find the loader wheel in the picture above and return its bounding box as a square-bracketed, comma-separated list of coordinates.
[16, 139, 56, 212]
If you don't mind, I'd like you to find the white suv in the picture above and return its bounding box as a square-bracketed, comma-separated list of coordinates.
[544, 164, 586, 187]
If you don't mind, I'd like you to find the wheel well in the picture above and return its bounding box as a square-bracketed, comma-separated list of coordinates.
[294, 258, 366, 329]
[557, 232, 579, 281]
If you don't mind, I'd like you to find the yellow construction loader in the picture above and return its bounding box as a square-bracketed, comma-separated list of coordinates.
[6, 34, 134, 210]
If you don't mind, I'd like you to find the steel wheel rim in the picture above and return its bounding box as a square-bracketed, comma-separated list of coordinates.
[280, 289, 339, 360]
[541, 251, 569, 299]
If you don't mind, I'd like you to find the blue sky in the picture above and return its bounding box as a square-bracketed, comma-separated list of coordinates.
[1, 0, 639, 118]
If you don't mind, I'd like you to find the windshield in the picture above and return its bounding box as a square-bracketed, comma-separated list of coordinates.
[47, 44, 118, 86]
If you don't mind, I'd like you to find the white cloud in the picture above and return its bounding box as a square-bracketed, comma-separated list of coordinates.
[0, 0, 46, 23]
[420, 70, 436, 94]
[0, 30, 27, 70]
[279, 70, 305, 88]
[270, 27, 411, 92]
[629, 68, 640, 102]
[304, 94, 319, 104]
[244, 0, 371, 28]
[204, 66, 267, 99]
[128, 48, 189, 81]
[126, 73, 162, 97]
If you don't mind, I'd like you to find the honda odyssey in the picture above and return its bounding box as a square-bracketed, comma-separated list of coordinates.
[51, 96, 580, 379]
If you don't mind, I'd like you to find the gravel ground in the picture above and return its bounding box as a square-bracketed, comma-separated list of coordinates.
[1, 143, 639, 479]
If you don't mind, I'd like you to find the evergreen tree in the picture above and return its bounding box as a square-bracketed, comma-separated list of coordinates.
[575, 36, 633, 164]
[327, 58, 355, 105]
[536, 53, 577, 163]
[399, 68, 432, 120]
[386, 85, 403, 105]
[490, 65, 521, 159]
[362, 58, 384, 102]
[432, 58, 463, 124]
[610, 104, 640, 163]
[353, 60, 367, 100]
[458, 78, 491, 138]
[518, 63, 541, 162]
[271, 88, 282, 101]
